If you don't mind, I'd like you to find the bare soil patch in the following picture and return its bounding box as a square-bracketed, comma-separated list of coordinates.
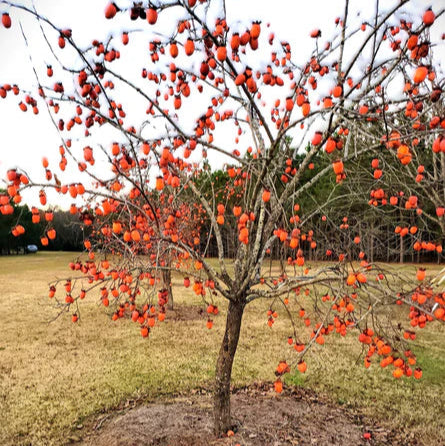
[77, 384, 414, 446]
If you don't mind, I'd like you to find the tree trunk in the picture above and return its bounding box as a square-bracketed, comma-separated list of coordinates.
[439, 237, 443, 265]
[400, 234, 404, 264]
[214, 299, 245, 435]
[161, 267, 174, 310]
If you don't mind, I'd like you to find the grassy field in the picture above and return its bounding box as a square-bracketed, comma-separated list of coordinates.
[0, 252, 444, 445]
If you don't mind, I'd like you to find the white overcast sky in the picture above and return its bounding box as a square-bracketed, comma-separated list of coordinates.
[0, 0, 443, 209]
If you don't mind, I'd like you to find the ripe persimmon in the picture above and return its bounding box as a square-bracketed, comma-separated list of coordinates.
[346, 274, 356, 286]
[414, 368, 422, 379]
[231, 33, 240, 51]
[434, 308, 445, 319]
[234, 73, 245, 86]
[105, 3, 117, 19]
[285, 97, 294, 111]
[416, 268, 426, 281]
[310, 29, 321, 38]
[262, 189, 271, 202]
[274, 379, 283, 393]
[332, 84, 342, 98]
[1, 13, 11, 28]
[146, 8, 157, 25]
[58, 36, 65, 49]
[297, 361, 307, 373]
[422, 9, 435, 26]
[332, 160, 344, 175]
[184, 39, 195, 56]
[393, 367, 403, 378]
[312, 132, 322, 145]
[216, 46, 227, 61]
[250, 22, 261, 39]
[169, 42, 178, 58]
[413, 66, 428, 84]
[155, 177, 164, 190]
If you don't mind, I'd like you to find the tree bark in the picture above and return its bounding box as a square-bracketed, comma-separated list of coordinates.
[400, 234, 404, 264]
[161, 267, 174, 310]
[213, 299, 245, 435]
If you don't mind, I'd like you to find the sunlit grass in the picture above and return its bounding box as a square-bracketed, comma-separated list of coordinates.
[0, 252, 444, 445]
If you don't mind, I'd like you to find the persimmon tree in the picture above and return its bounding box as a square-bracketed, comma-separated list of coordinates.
[1, 0, 445, 435]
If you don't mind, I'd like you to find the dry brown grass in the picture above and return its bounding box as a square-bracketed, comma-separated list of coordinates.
[0, 252, 444, 445]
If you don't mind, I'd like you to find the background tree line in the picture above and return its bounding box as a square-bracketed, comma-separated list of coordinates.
[0, 194, 83, 254]
[197, 130, 444, 264]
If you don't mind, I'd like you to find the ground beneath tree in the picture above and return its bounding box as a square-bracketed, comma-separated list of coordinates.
[76, 384, 417, 446]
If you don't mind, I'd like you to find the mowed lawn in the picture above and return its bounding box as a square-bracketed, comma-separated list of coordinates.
[0, 252, 444, 446]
